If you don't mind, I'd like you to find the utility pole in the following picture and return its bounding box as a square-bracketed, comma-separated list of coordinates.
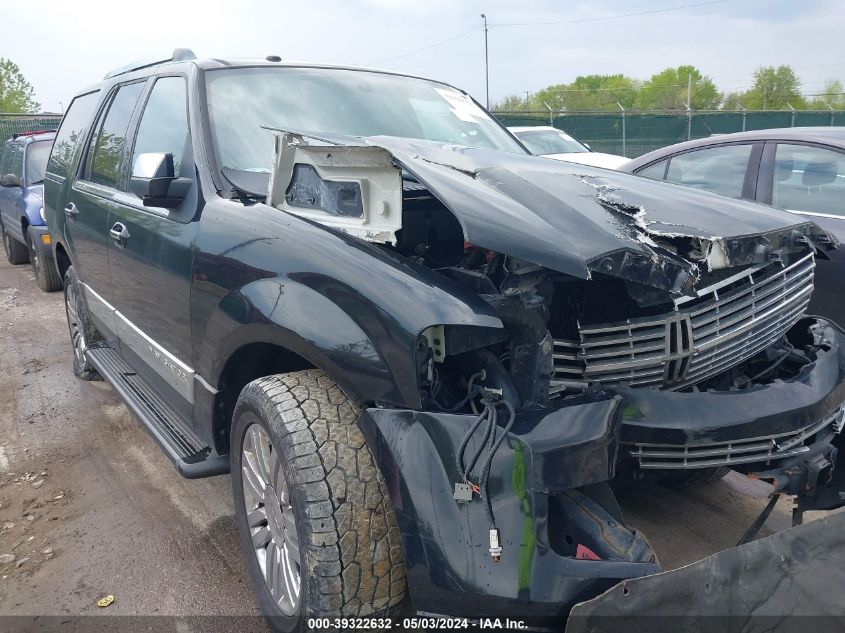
[787, 103, 795, 127]
[481, 13, 489, 110]
[687, 73, 692, 110]
[828, 103, 835, 126]
[617, 102, 627, 157]
[738, 104, 747, 132]
[686, 73, 693, 140]
[543, 101, 554, 126]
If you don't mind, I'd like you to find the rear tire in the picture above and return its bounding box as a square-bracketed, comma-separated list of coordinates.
[63, 266, 102, 381]
[28, 230, 62, 292]
[664, 467, 731, 489]
[1, 223, 29, 265]
[231, 370, 407, 632]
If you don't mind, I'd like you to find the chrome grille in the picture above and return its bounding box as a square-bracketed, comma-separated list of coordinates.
[630, 406, 844, 470]
[552, 252, 815, 390]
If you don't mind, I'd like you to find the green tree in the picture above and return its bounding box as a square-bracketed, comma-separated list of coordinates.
[532, 74, 638, 112]
[739, 65, 805, 110]
[809, 79, 845, 109]
[492, 94, 531, 112]
[635, 65, 722, 110]
[0, 59, 39, 113]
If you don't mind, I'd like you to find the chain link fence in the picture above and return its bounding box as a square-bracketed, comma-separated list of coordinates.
[3, 111, 844, 160]
[495, 110, 845, 158]
[0, 114, 63, 144]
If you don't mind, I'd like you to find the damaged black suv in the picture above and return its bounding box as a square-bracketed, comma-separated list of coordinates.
[44, 50, 845, 629]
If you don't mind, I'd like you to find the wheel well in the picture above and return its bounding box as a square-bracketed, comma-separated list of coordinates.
[54, 242, 71, 280]
[214, 343, 315, 453]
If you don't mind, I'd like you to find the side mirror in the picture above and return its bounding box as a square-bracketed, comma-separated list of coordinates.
[129, 152, 191, 209]
[0, 174, 21, 187]
[583, 143, 592, 151]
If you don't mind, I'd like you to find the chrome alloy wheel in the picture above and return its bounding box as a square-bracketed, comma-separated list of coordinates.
[65, 280, 86, 365]
[241, 424, 301, 615]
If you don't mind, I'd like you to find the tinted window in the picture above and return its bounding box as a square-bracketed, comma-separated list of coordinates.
[772, 144, 845, 217]
[131, 77, 189, 179]
[86, 82, 145, 189]
[25, 141, 52, 184]
[665, 144, 752, 198]
[1, 142, 24, 177]
[637, 159, 668, 180]
[47, 91, 99, 178]
[0, 143, 13, 175]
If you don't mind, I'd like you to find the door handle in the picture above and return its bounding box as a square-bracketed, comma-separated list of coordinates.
[109, 222, 130, 244]
[64, 203, 79, 218]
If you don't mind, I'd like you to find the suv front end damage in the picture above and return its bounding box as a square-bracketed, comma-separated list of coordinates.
[268, 132, 845, 623]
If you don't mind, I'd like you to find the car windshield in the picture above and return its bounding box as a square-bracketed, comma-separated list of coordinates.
[204, 66, 524, 191]
[514, 129, 588, 155]
[25, 140, 52, 185]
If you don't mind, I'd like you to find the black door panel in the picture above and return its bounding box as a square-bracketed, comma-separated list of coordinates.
[107, 75, 198, 417]
[65, 81, 146, 335]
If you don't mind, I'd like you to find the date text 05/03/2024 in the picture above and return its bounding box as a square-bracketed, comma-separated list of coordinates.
[306, 617, 529, 630]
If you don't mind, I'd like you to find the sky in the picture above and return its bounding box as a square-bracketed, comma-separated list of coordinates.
[3, 0, 844, 113]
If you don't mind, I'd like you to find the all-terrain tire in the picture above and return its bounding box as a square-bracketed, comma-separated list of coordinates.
[231, 370, 407, 632]
[63, 266, 102, 381]
[28, 230, 62, 292]
[1, 223, 29, 265]
[664, 467, 731, 489]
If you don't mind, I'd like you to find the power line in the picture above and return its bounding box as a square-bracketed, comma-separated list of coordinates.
[366, 0, 730, 67]
[491, 0, 727, 28]
[368, 27, 479, 65]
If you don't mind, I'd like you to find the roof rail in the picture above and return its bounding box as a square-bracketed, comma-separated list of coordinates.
[103, 48, 197, 80]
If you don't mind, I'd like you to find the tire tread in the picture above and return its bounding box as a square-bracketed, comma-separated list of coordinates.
[238, 370, 407, 620]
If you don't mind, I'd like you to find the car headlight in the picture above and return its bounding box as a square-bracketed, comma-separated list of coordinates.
[39, 206, 46, 222]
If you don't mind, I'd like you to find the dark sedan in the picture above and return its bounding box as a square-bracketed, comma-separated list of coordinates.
[622, 127, 845, 322]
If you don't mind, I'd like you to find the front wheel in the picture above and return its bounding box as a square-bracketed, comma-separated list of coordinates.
[28, 231, 62, 292]
[231, 370, 406, 632]
[1, 223, 29, 265]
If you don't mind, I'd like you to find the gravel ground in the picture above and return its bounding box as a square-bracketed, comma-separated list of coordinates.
[0, 255, 837, 628]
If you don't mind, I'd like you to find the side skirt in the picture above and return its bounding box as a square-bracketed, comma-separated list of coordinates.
[86, 345, 229, 479]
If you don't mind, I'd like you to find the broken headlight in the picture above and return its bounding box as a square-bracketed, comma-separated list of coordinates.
[285, 164, 363, 218]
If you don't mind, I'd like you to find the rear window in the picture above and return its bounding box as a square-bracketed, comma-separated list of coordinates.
[664, 144, 753, 198]
[47, 91, 100, 179]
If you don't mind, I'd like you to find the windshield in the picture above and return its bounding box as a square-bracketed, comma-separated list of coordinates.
[514, 129, 588, 156]
[25, 140, 51, 184]
[205, 66, 524, 185]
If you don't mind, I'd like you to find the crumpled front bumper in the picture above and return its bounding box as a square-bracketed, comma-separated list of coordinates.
[619, 318, 845, 471]
[359, 395, 660, 623]
[358, 318, 845, 622]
